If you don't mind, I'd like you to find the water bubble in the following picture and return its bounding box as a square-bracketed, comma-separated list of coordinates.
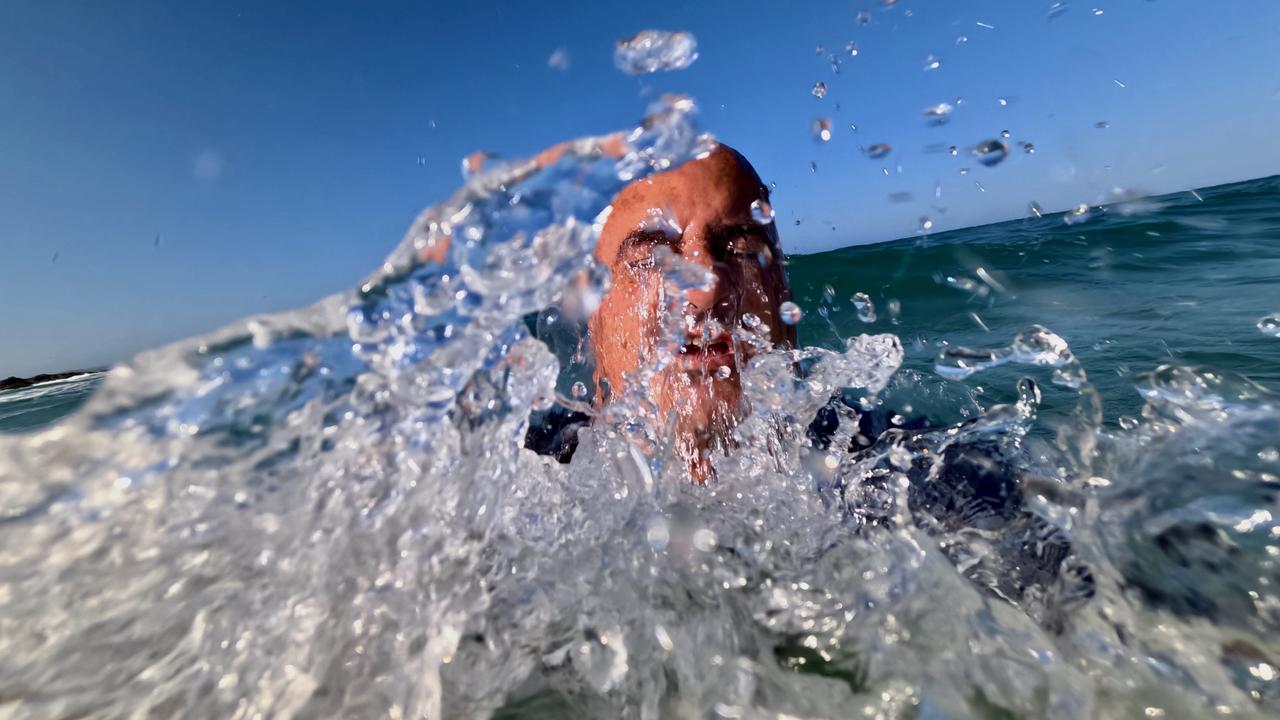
[812, 117, 833, 142]
[1000, 129, 1011, 138]
[971, 139, 1009, 167]
[750, 199, 775, 225]
[779, 301, 803, 325]
[811, 82, 828, 99]
[691, 528, 718, 552]
[923, 102, 953, 124]
[851, 292, 877, 323]
[571, 381, 589, 399]
[922, 54, 942, 71]
[715, 365, 732, 380]
[614, 30, 699, 75]
[1028, 201, 1043, 217]
[919, 216, 934, 232]
[1258, 315, 1280, 337]
[865, 143, 893, 159]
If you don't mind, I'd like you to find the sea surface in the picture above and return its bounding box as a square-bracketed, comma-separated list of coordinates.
[6, 178, 1276, 435]
[1, 104, 1278, 720]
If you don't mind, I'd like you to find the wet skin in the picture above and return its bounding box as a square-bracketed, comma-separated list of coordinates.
[590, 145, 795, 480]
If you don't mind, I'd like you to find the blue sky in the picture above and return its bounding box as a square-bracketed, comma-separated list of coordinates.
[2, 0, 1278, 377]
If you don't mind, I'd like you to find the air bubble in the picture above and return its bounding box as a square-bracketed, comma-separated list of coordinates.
[1095, 121, 1110, 129]
[779, 301, 803, 325]
[811, 82, 828, 99]
[692, 528, 718, 552]
[948, 145, 958, 156]
[919, 216, 934, 232]
[1028, 201, 1043, 218]
[750, 199, 775, 225]
[857, 10, 872, 25]
[715, 365, 732, 380]
[1023, 142, 1036, 154]
[1258, 315, 1280, 337]
[923, 54, 941, 71]
[1000, 129, 1011, 139]
[845, 42, 859, 57]
[571, 381, 589, 399]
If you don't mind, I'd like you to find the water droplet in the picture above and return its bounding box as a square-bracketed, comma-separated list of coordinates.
[975, 21, 996, 29]
[646, 518, 670, 550]
[997, 97, 1009, 107]
[613, 30, 699, 75]
[809, 161, 818, 173]
[948, 145, 958, 156]
[1064, 203, 1093, 224]
[865, 143, 893, 159]
[811, 82, 828, 99]
[715, 365, 732, 380]
[547, 47, 571, 71]
[1028, 201, 1043, 217]
[692, 528, 717, 552]
[750, 199, 775, 225]
[919, 216, 934, 232]
[1092, 7, 1104, 16]
[845, 42, 859, 57]
[971, 139, 1009, 167]
[851, 292, 877, 322]
[1000, 129, 1011, 139]
[1258, 315, 1280, 337]
[1113, 78, 1126, 89]
[1023, 142, 1036, 154]
[922, 54, 942, 71]
[1095, 120, 1110, 129]
[571, 381, 589, 399]
[779, 301, 803, 325]
[955, 35, 969, 46]
[959, 167, 970, 175]
[923, 102, 953, 124]
[812, 117, 833, 142]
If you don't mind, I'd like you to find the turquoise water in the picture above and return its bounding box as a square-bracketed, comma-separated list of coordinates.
[790, 175, 1280, 422]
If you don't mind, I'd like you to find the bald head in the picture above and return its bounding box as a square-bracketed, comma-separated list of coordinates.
[589, 144, 794, 479]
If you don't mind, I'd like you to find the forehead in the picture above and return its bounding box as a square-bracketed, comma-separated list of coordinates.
[597, 146, 767, 262]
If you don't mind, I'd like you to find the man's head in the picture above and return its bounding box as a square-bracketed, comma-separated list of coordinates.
[590, 145, 794, 475]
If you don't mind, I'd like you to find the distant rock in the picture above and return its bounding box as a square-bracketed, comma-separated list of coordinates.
[0, 370, 104, 393]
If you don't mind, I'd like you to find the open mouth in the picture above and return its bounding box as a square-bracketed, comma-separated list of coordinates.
[678, 333, 735, 373]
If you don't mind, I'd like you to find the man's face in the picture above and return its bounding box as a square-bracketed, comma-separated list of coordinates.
[590, 145, 794, 469]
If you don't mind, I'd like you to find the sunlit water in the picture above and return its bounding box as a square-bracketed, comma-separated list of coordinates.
[2, 101, 1279, 719]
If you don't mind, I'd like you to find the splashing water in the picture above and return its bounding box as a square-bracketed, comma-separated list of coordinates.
[3, 94, 1280, 720]
[613, 30, 698, 75]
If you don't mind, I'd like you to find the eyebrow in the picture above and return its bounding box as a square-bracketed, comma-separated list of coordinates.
[705, 223, 774, 248]
[616, 229, 682, 262]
